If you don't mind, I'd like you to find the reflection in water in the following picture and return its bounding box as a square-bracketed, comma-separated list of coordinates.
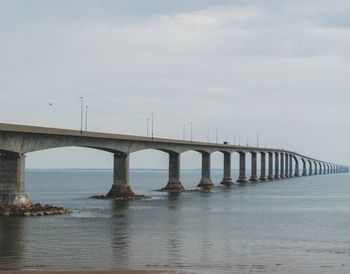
[0, 218, 24, 269]
[165, 193, 183, 265]
[111, 200, 130, 267]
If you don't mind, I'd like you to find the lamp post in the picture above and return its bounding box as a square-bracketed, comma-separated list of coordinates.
[85, 105, 89, 131]
[207, 129, 210, 143]
[150, 113, 154, 139]
[216, 128, 218, 144]
[183, 125, 186, 140]
[190, 122, 193, 142]
[147, 118, 149, 137]
[80, 97, 83, 133]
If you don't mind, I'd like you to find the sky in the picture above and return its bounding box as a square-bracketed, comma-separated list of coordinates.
[1, 0, 350, 169]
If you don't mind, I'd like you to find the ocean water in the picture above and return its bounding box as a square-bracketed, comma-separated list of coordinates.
[0, 169, 350, 273]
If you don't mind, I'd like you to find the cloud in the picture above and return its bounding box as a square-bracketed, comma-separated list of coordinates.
[1, 0, 350, 167]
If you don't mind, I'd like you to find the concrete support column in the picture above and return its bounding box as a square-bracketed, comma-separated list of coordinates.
[221, 152, 233, 186]
[314, 162, 318, 175]
[0, 152, 32, 206]
[268, 152, 274, 180]
[106, 152, 135, 198]
[250, 152, 258, 182]
[198, 152, 214, 188]
[260, 152, 267, 181]
[294, 156, 299, 177]
[289, 154, 293, 177]
[327, 165, 330, 174]
[308, 161, 313, 175]
[280, 153, 285, 178]
[163, 152, 185, 191]
[274, 152, 280, 179]
[302, 159, 307, 176]
[285, 154, 289, 178]
[237, 152, 248, 184]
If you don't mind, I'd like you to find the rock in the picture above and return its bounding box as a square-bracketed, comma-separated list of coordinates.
[0, 203, 72, 217]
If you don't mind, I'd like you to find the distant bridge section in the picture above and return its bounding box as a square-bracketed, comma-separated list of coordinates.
[0, 123, 348, 206]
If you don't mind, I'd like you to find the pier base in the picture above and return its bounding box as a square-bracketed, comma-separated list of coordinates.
[249, 176, 259, 182]
[105, 185, 135, 199]
[237, 176, 248, 184]
[0, 191, 32, 207]
[197, 178, 214, 188]
[220, 177, 233, 186]
[161, 180, 185, 192]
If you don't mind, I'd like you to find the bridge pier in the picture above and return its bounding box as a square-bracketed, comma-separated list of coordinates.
[280, 153, 285, 178]
[106, 152, 135, 198]
[302, 159, 307, 176]
[314, 162, 318, 175]
[260, 152, 267, 181]
[274, 152, 280, 179]
[308, 160, 313, 175]
[197, 152, 214, 188]
[0, 152, 32, 207]
[285, 154, 289, 178]
[294, 156, 299, 177]
[221, 152, 233, 186]
[163, 152, 185, 191]
[237, 152, 248, 184]
[249, 152, 258, 182]
[289, 154, 294, 177]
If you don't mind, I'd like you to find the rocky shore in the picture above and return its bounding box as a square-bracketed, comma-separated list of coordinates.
[0, 203, 72, 217]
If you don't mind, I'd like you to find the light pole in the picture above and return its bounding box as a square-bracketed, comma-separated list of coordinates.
[85, 105, 89, 131]
[190, 122, 193, 142]
[183, 125, 186, 140]
[80, 97, 83, 133]
[150, 113, 154, 139]
[147, 118, 149, 137]
[216, 128, 218, 144]
[257, 131, 259, 147]
[207, 129, 210, 143]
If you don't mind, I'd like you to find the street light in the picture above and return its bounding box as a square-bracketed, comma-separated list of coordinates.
[80, 97, 83, 133]
[207, 129, 210, 143]
[216, 128, 218, 144]
[150, 113, 154, 139]
[85, 105, 89, 131]
[190, 122, 193, 142]
[147, 117, 150, 137]
[183, 125, 186, 140]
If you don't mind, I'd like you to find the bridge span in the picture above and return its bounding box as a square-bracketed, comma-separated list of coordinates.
[0, 123, 348, 206]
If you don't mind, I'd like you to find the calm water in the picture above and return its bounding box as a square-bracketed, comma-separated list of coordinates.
[0, 170, 350, 273]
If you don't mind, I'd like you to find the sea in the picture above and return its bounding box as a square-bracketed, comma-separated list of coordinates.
[0, 169, 350, 273]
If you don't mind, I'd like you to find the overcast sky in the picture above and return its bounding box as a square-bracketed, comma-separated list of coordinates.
[1, 0, 350, 169]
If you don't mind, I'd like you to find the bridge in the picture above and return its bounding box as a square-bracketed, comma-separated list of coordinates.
[0, 123, 348, 206]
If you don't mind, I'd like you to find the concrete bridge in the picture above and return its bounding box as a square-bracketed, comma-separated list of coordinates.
[0, 123, 348, 206]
